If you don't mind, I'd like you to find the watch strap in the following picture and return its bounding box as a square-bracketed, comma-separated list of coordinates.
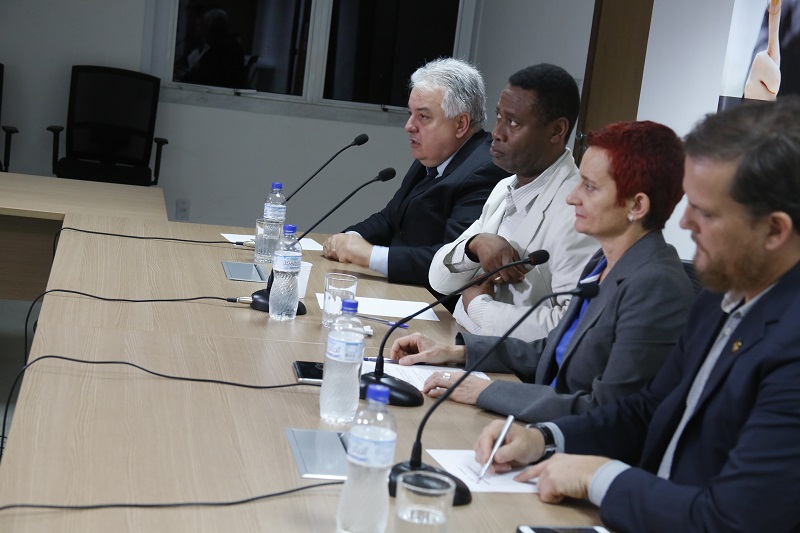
[529, 423, 557, 463]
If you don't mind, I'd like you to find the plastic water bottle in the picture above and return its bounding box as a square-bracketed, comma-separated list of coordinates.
[269, 224, 302, 321]
[261, 182, 286, 263]
[320, 299, 364, 424]
[336, 384, 397, 533]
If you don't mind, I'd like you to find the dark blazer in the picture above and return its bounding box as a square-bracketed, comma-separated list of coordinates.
[462, 231, 694, 423]
[555, 260, 800, 533]
[346, 130, 509, 287]
[753, 1, 800, 96]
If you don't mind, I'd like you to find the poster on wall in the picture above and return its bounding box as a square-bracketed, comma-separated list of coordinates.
[718, 0, 798, 110]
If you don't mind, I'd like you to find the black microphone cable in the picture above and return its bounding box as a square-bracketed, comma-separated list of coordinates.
[1, 354, 315, 461]
[0, 481, 343, 514]
[53, 227, 252, 257]
[23, 289, 251, 365]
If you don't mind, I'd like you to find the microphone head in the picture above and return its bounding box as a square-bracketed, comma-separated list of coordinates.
[377, 167, 396, 182]
[576, 281, 600, 299]
[353, 133, 369, 146]
[527, 250, 550, 266]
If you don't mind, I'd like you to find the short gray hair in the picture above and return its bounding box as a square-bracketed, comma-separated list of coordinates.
[410, 58, 486, 130]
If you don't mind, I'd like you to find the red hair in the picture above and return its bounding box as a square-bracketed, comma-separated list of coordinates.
[586, 121, 684, 230]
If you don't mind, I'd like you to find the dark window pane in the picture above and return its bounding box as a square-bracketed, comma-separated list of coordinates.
[173, 0, 310, 96]
[250, 0, 312, 95]
[324, 0, 460, 107]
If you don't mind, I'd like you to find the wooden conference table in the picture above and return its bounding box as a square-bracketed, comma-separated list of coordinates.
[0, 172, 167, 300]
[0, 178, 600, 531]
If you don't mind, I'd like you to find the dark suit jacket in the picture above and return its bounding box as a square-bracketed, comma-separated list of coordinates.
[555, 260, 800, 532]
[461, 231, 694, 423]
[753, 0, 800, 96]
[345, 130, 509, 287]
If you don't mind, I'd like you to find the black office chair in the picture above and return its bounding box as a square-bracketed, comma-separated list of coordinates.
[0, 63, 19, 172]
[682, 260, 703, 294]
[47, 65, 168, 186]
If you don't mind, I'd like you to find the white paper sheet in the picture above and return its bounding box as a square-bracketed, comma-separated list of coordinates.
[360, 361, 489, 391]
[221, 233, 254, 243]
[315, 294, 439, 321]
[299, 238, 323, 251]
[426, 449, 538, 493]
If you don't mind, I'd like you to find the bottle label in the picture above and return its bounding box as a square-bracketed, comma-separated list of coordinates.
[347, 431, 397, 468]
[272, 251, 301, 272]
[326, 336, 364, 362]
[264, 204, 286, 220]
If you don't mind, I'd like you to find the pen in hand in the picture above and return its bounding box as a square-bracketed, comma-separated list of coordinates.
[478, 415, 515, 482]
[363, 357, 400, 364]
[356, 314, 409, 329]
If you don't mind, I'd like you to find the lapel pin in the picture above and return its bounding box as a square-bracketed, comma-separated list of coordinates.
[731, 340, 743, 353]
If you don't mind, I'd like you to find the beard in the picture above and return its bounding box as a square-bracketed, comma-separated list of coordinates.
[694, 244, 766, 295]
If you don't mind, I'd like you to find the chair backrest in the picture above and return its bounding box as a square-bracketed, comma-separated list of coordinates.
[681, 260, 703, 295]
[65, 65, 160, 168]
[0, 63, 4, 126]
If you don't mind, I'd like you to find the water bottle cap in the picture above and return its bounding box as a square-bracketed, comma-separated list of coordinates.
[283, 224, 296, 235]
[271, 182, 283, 190]
[341, 299, 358, 313]
[366, 384, 390, 404]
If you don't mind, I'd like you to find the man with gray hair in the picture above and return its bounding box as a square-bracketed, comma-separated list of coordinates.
[323, 58, 509, 291]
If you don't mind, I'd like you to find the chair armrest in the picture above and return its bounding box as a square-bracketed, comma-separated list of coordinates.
[1, 125, 19, 172]
[152, 137, 168, 185]
[47, 125, 64, 174]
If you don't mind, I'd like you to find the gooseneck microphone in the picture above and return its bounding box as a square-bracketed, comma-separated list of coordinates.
[360, 250, 551, 407]
[296, 167, 395, 243]
[389, 280, 601, 506]
[249, 168, 396, 313]
[284, 134, 369, 202]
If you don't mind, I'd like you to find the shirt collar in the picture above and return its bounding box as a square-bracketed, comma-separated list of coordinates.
[509, 148, 570, 192]
[432, 135, 472, 178]
[720, 282, 777, 315]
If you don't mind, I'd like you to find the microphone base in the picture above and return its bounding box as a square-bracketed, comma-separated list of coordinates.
[360, 371, 423, 407]
[250, 288, 307, 315]
[389, 460, 472, 506]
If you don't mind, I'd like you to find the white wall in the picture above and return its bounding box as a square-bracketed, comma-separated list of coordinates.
[0, 0, 409, 233]
[0, 1, 147, 178]
[1, 0, 739, 245]
[0, 0, 594, 233]
[638, 0, 736, 259]
[473, 0, 593, 116]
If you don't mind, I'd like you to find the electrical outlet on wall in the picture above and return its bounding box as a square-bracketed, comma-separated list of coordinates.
[175, 199, 190, 221]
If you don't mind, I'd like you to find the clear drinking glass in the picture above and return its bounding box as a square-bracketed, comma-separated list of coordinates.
[322, 273, 358, 327]
[394, 471, 456, 533]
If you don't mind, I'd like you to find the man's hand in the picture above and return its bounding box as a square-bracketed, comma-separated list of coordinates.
[745, 0, 782, 101]
[389, 332, 467, 366]
[461, 278, 496, 309]
[467, 234, 528, 284]
[518, 454, 612, 504]
[322, 233, 373, 268]
[474, 421, 544, 474]
[422, 371, 491, 404]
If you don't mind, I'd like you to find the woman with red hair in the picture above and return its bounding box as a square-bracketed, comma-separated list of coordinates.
[389, 121, 696, 423]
